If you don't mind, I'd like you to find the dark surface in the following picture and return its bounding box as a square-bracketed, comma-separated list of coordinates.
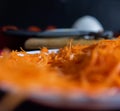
[0, 0, 120, 31]
[14, 100, 120, 111]
[0, 91, 120, 111]
[0, 32, 27, 50]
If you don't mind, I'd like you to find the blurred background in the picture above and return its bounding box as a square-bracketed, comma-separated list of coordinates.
[1, 0, 120, 30]
[0, 0, 120, 49]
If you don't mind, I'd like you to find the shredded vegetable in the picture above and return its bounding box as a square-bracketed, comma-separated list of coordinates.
[0, 39, 120, 95]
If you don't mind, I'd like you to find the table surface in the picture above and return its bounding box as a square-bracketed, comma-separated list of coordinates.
[0, 91, 120, 111]
[14, 101, 120, 111]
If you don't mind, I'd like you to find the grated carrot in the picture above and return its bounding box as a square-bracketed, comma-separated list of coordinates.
[0, 39, 120, 95]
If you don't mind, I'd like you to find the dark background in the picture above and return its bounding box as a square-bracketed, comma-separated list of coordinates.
[0, 0, 120, 31]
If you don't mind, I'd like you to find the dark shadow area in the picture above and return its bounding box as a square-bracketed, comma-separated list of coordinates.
[0, 0, 120, 31]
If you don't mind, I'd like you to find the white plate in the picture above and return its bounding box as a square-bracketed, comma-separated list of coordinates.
[31, 90, 120, 110]
[1, 50, 120, 110]
[27, 49, 58, 54]
[19, 50, 120, 109]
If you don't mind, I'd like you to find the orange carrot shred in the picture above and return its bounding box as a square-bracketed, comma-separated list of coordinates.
[0, 39, 120, 95]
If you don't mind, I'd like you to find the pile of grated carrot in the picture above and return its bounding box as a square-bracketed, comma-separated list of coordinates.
[0, 38, 120, 95]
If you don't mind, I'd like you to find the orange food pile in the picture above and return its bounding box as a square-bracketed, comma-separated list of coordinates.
[0, 39, 120, 94]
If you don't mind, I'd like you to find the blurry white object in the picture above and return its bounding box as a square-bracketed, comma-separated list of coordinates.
[72, 15, 104, 32]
